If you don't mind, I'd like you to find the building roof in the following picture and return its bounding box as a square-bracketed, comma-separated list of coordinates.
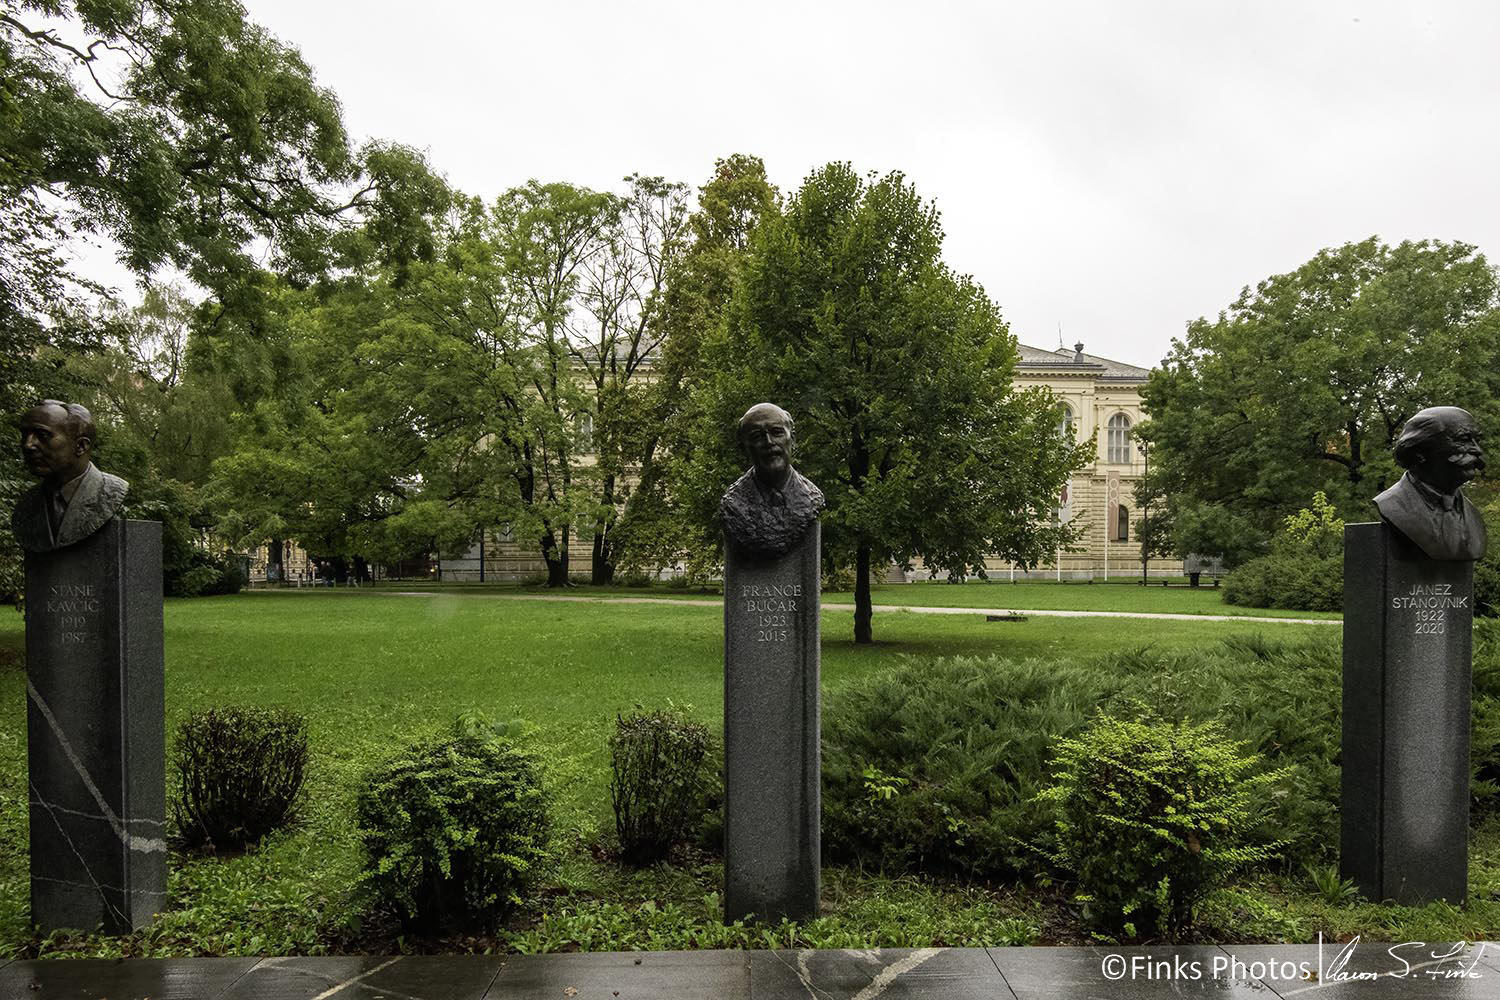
[1015, 342, 1151, 383]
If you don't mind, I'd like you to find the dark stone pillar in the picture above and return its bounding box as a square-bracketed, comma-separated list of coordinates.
[1341, 521, 1471, 905]
[723, 524, 820, 924]
[26, 519, 166, 933]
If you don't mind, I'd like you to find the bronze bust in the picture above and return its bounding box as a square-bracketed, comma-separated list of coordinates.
[12, 400, 129, 553]
[1373, 406, 1487, 562]
[720, 403, 824, 558]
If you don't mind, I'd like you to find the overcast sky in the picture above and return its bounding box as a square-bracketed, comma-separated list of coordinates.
[119, 2, 1500, 369]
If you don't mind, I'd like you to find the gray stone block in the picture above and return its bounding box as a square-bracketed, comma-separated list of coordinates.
[750, 948, 1011, 999]
[0, 957, 257, 1000]
[1342, 521, 1472, 905]
[723, 524, 820, 924]
[225, 956, 505, 1000]
[488, 950, 750, 1000]
[25, 518, 165, 933]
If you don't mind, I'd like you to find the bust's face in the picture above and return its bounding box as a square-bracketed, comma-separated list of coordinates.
[740, 407, 793, 486]
[1414, 412, 1484, 495]
[19, 404, 89, 484]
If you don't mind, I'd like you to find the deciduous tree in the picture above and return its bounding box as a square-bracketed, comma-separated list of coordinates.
[684, 163, 1088, 643]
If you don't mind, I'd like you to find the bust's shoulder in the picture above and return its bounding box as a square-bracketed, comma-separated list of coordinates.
[96, 468, 129, 503]
[720, 470, 757, 506]
[788, 468, 824, 508]
[1373, 474, 1417, 514]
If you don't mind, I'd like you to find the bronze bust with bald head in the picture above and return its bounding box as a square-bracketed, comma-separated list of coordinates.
[1373, 405, 1488, 562]
[11, 400, 129, 553]
[720, 403, 825, 558]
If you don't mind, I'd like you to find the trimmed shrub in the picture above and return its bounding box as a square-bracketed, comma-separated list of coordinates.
[610, 708, 712, 863]
[1222, 551, 1342, 611]
[173, 706, 308, 850]
[1223, 492, 1343, 611]
[823, 657, 1132, 879]
[822, 635, 1347, 882]
[1039, 713, 1287, 937]
[356, 723, 549, 930]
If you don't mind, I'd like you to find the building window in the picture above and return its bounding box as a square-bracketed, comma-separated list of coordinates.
[1057, 403, 1074, 440]
[1107, 413, 1132, 463]
[1115, 504, 1130, 542]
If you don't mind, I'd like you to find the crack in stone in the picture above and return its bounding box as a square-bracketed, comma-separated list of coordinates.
[32, 874, 167, 897]
[254, 957, 414, 1000]
[27, 679, 167, 853]
[27, 788, 164, 829]
[31, 788, 132, 929]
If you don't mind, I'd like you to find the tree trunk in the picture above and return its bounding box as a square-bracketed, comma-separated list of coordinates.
[592, 474, 616, 585]
[540, 529, 568, 587]
[267, 536, 284, 584]
[854, 544, 873, 644]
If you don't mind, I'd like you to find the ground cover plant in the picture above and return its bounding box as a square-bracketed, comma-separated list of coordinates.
[0, 589, 1495, 957]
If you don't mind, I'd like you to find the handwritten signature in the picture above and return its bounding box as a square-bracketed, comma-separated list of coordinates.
[1315, 934, 1488, 984]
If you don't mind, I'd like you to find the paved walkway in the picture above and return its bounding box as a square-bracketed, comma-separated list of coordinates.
[2, 943, 1496, 998]
[470, 593, 1340, 626]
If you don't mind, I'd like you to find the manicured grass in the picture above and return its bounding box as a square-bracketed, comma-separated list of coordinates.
[348, 577, 1342, 620]
[826, 580, 1342, 619]
[0, 592, 1487, 956]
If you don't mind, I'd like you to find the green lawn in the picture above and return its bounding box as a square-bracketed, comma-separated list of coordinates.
[355, 577, 1341, 619]
[0, 591, 1485, 956]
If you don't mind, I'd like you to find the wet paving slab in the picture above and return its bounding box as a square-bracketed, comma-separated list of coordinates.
[0, 956, 259, 999]
[221, 955, 506, 999]
[3, 946, 1500, 999]
[484, 949, 750, 1000]
[749, 947, 1010, 999]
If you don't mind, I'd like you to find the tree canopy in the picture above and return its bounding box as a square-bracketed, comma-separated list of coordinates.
[1139, 237, 1500, 552]
[680, 163, 1088, 642]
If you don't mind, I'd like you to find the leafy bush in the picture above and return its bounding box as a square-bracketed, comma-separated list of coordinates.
[356, 721, 550, 930]
[173, 706, 308, 850]
[610, 708, 712, 863]
[1223, 492, 1344, 611]
[823, 657, 1132, 879]
[1476, 499, 1500, 617]
[822, 635, 1349, 882]
[821, 564, 856, 592]
[171, 551, 246, 597]
[1038, 713, 1287, 937]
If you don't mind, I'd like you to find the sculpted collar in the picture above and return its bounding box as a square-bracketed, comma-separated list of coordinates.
[1408, 472, 1462, 514]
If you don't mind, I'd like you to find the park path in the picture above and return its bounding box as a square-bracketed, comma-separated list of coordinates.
[435, 592, 1341, 626]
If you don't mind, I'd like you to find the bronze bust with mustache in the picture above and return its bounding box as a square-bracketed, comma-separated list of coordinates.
[1373, 406, 1487, 561]
[11, 400, 129, 553]
[720, 403, 824, 558]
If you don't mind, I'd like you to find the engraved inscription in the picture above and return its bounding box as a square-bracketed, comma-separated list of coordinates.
[742, 582, 801, 642]
[1391, 582, 1468, 637]
[45, 583, 100, 645]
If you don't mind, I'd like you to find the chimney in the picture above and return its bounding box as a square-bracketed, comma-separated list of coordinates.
[1073, 342, 1085, 363]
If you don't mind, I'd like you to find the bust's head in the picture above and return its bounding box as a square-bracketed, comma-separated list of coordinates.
[19, 400, 95, 488]
[737, 403, 794, 489]
[1394, 406, 1485, 496]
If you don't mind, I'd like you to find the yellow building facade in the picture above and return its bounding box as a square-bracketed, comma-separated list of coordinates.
[424, 341, 1174, 582]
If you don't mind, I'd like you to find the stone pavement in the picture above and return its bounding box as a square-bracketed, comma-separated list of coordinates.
[3, 943, 1500, 999]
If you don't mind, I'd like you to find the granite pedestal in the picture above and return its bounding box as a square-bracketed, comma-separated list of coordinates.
[25, 518, 166, 933]
[723, 524, 820, 924]
[1342, 520, 1472, 905]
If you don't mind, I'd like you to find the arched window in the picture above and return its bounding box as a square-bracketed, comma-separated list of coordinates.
[1107, 413, 1132, 463]
[1115, 504, 1130, 543]
[1057, 403, 1074, 440]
